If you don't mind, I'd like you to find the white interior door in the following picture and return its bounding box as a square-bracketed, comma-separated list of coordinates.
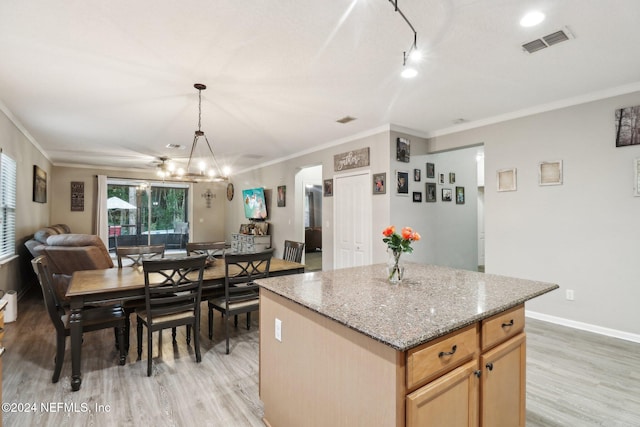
[334, 172, 371, 269]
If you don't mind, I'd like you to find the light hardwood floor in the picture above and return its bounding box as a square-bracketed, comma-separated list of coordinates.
[3, 287, 639, 426]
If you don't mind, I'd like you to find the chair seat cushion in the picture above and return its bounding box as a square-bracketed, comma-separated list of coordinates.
[209, 296, 259, 311]
[136, 310, 194, 325]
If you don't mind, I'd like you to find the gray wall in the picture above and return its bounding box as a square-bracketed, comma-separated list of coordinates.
[429, 91, 640, 338]
[0, 106, 51, 294]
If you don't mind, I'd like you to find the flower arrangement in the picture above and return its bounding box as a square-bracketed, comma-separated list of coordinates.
[382, 226, 420, 283]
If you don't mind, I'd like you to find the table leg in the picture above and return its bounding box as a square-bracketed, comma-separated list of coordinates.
[69, 301, 83, 391]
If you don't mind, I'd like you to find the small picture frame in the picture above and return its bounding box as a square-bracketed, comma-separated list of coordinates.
[439, 173, 445, 184]
[414, 168, 421, 182]
[396, 137, 410, 162]
[497, 168, 517, 192]
[442, 188, 452, 202]
[616, 105, 640, 147]
[33, 165, 47, 203]
[449, 172, 456, 184]
[323, 179, 333, 197]
[373, 172, 386, 194]
[396, 171, 409, 195]
[412, 192, 422, 202]
[538, 160, 563, 186]
[426, 163, 435, 179]
[426, 183, 437, 202]
[635, 158, 640, 197]
[71, 181, 84, 211]
[277, 185, 286, 207]
[456, 186, 465, 204]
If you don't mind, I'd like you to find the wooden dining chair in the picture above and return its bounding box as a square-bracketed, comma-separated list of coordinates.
[186, 241, 226, 265]
[31, 255, 127, 383]
[208, 249, 274, 354]
[116, 244, 165, 268]
[136, 255, 206, 376]
[283, 240, 305, 263]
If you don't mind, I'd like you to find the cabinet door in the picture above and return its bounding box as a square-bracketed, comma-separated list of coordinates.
[480, 332, 526, 427]
[406, 360, 479, 427]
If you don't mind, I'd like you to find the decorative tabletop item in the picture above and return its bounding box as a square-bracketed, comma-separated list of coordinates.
[382, 225, 420, 284]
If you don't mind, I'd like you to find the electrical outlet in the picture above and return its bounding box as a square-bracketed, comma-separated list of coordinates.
[566, 289, 575, 301]
[275, 318, 282, 342]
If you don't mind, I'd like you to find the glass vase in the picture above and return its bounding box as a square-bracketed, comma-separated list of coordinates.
[386, 250, 405, 284]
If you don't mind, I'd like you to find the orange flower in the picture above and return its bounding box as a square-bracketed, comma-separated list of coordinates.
[412, 232, 421, 241]
[401, 227, 413, 240]
[382, 225, 395, 237]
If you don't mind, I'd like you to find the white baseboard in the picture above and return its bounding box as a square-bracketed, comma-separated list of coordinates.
[525, 310, 640, 344]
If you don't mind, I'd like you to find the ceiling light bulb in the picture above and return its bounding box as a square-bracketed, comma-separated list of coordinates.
[409, 50, 423, 62]
[222, 166, 231, 176]
[520, 11, 545, 27]
[401, 67, 418, 78]
[208, 169, 216, 177]
[177, 168, 185, 176]
[167, 163, 175, 172]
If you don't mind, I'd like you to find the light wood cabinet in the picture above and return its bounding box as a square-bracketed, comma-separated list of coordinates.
[480, 333, 526, 427]
[406, 360, 479, 427]
[406, 305, 526, 427]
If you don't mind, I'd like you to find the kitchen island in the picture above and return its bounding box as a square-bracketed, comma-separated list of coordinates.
[257, 263, 558, 427]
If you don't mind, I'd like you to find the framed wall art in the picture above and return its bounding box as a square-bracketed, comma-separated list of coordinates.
[538, 160, 563, 186]
[412, 192, 422, 202]
[456, 186, 465, 204]
[426, 183, 437, 202]
[635, 158, 640, 197]
[323, 179, 333, 197]
[426, 162, 435, 179]
[277, 185, 286, 207]
[373, 172, 386, 194]
[396, 171, 409, 194]
[396, 137, 410, 162]
[615, 105, 640, 147]
[497, 168, 517, 192]
[449, 172, 456, 184]
[33, 165, 47, 203]
[439, 173, 444, 184]
[414, 168, 421, 181]
[71, 181, 84, 211]
[442, 188, 452, 202]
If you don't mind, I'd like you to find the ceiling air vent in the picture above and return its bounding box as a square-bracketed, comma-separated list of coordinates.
[336, 116, 356, 124]
[522, 27, 573, 54]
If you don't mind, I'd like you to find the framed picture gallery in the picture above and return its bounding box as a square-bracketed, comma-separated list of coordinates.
[426, 162, 435, 178]
[456, 186, 465, 204]
[412, 191, 422, 202]
[442, 188, 452, 202]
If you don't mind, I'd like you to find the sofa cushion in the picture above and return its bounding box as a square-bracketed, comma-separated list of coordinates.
[25, 224, 72, 257]
[45, 234, 114, 272]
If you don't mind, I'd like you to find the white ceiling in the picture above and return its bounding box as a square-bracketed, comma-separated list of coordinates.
[1, 0, 640, 174]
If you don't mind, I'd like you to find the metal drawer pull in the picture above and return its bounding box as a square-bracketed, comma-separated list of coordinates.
[474, 370, 482, 378]
[501, 319, 514, 328]
[438, 344, 457, 358]
[486, 362, 494, 371]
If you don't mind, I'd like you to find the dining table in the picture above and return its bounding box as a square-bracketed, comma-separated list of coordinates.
[66, 257, 305, 391]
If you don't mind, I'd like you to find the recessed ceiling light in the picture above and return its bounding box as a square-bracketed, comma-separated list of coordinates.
[520, 11, 545, 27]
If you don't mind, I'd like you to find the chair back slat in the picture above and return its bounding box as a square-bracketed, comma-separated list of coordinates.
[187, 242, 226, 262]
[142, 255, 206, 323]
[31, 256, 66, 331]
[117, 244, 165, 268]
[224, 249, 274, 300]
[283, 240, 305, 263]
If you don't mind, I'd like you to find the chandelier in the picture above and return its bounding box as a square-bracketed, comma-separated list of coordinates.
[158, 83, 230, 182]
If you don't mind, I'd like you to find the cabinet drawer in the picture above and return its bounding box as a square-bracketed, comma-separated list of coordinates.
[481, 304, 524, 351]
[407, 324, 478, 390]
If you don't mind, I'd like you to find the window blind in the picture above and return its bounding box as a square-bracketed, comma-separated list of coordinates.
[0, 151, 17, 260]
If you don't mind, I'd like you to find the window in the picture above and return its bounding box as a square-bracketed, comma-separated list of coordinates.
[106, 179, 189, 251]
[0, 151, 17, 261]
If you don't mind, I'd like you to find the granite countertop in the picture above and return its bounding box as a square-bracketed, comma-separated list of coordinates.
[257, 263, 559, 351]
